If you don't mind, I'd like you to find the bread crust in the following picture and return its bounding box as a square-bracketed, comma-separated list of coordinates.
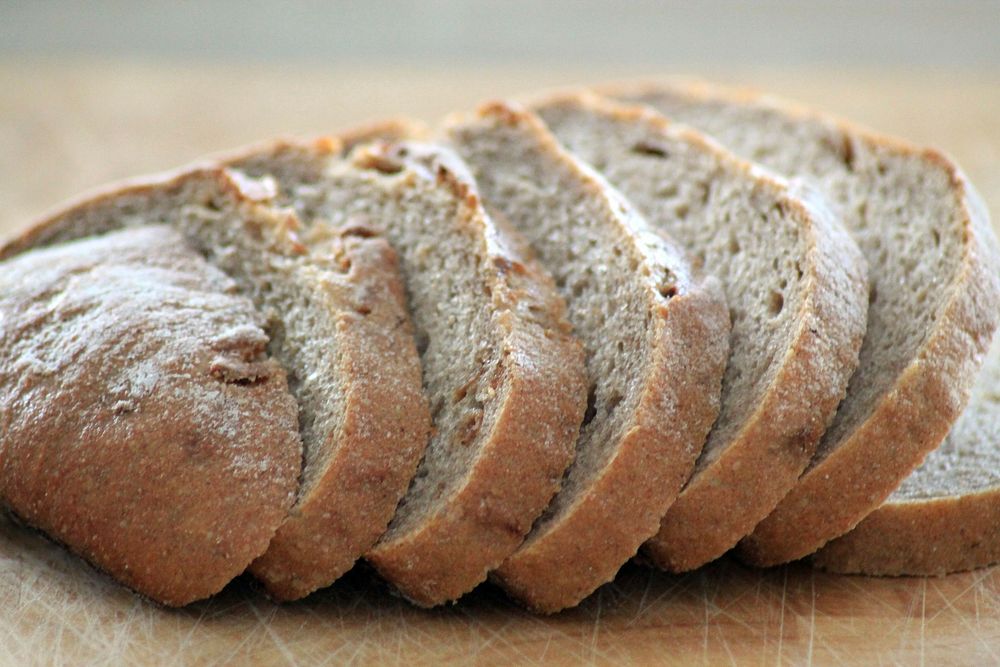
[495, 287, 729, 612]
[242, 226, 429, 601]
[599, 80, 1000, 565]
[219, 136, 432, 600]
[811, 489, 1000, 575]
[813, 322, 1000, 576]
[216, 135, 585, 606]
[360, 142, 588, 606]
[743, 200, 998, 565]
[528, 92, 870, 572]
[608, 84, 1000, 566]
[653, 153, 869, 572]
[0, 222, 302, 607]
[1, 161, 431, 602]
[446, 102, 730, 613]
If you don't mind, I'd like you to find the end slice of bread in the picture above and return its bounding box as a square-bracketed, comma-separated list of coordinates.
[445, 102, 730, 612]
[608, 80, 1000, 564]
[812, 331, 1000, 575]
[1, 162, 431, 602]
[0, 223, 302, 607]
[531, 92, 869, 572]
[227, 136, 588, 606]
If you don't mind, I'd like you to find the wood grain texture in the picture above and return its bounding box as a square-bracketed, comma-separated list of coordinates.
[1, 61, 999, 665]
[4, 516, 1000, 666]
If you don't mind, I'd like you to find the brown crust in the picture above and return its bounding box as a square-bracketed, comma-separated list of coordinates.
[743, 215, 998, 565]
[811, 488, 1000, 575]
[0, 158, 431, 602]
[494, 289, 729, 612]
[0, 167, 235, 259]
[243, 226, 429, 600]
[0, 198, 303, 607]
[218, 134, 432, 600]
[527, 92, 870, 572]
[747, 204, 999, 562]
[599, 80, 1000, 565]
[651, 136, 869, 572]
[204, 118, 428, 182]
[446, 102, 729, 613]
[362, 141, 588, 607]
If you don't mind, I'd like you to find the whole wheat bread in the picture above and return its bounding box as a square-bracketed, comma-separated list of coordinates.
[532, 92, 869, 571]
[224, 136, 588, 606]
[812, 331, 1000, 575]
[0, 165, 431, 602]
[445, 102, 730, 612]
[0, 222, 302, 607]
[609, 80, 1000, 565]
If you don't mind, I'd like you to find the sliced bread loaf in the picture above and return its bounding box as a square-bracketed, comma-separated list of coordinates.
[445, 102, 730, 612]
[532, 92, 869, 572]
[812, 331, 1000, 575]
[0, 164, 431, 602]
[0, 223, 302, 607]
[609, 80, 1000, 565]
[224, 137, 588, 606]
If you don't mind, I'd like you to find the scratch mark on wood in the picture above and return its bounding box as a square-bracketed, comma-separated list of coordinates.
[776, 568, 788, 665]
[919, 577, 927, 667]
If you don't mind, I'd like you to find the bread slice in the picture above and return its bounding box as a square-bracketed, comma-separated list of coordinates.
[0, 164, 430, 602]
[608, 80, 1000, 564]
[444, 102, 729, 612]
[223, 136, 588, 606]
[0, 223, 302, 607]
[531, 92, 869, 572]
[812, 331, 1000, 575]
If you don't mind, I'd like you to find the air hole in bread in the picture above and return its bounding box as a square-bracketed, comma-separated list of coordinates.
[357, 151, 404, 175]
[841, 135, 856, 172]
[340, 224, 378, 239]
[527, 304, 547, 321]
[605, 391, 623, 416]
[457, 409, 483, 447]
[699, 182, 711, 205]
[855, 200, 868, 225]
[631, 140, 670, 158]
[728, 236, 741, 255]
[656, 183, 679, 199]
[768, 290, 784, 317]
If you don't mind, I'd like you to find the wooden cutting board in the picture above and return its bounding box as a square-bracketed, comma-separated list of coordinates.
[1, 62, 999, 666]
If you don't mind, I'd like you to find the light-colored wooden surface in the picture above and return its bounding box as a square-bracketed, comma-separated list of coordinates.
[1, 62, 1000, 666]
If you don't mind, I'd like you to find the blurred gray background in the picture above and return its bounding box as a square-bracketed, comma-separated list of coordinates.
[2, 0, 998, 67]
[2, 0, 999, 233]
